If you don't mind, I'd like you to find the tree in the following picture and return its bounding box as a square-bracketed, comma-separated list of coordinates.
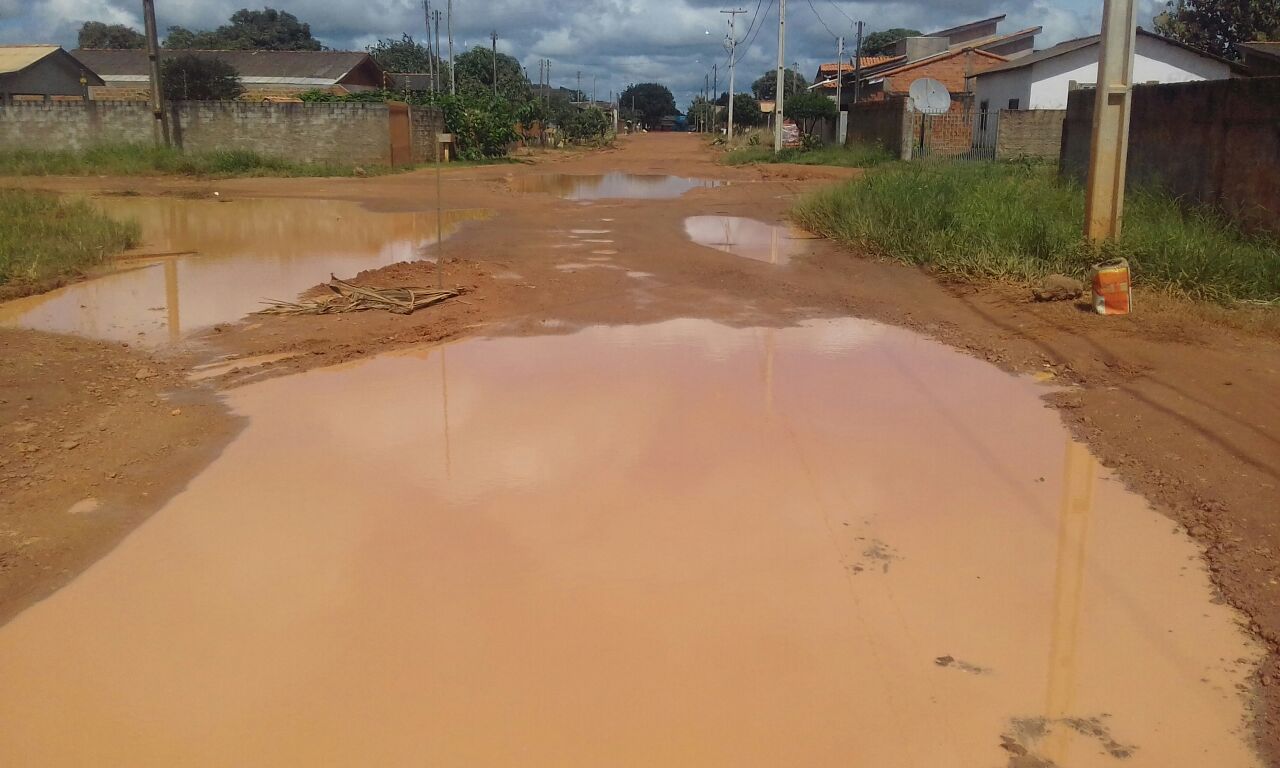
[784, 91, 837, 136]
[78, 21, 145, 49]
[1154, 0, 1280, 59]
[619, 82, 676, 129]
[161, 55, 245, 101]
[861, 28, 922, 56]
[453, 46, 530, 103]
[731, 93, 764, 127]
[687, 96, 715, 131]
[164, 7, 323, 51]
[751, 68, 808, 100]
[367, 34, 436, 73]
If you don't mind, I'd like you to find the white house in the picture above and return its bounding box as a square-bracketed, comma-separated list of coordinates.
[972, 29, 1243, 142]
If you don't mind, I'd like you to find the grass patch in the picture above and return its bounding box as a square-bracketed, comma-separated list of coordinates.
[791, 160, 1280, 304]
[0, 143, 498, 178]
[0, 190, 140, 296]
[725, 141, 893, 169]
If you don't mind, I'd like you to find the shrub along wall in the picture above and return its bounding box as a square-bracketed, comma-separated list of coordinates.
[0, 101, 444, 166]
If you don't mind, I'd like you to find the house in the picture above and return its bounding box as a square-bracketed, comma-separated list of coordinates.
[71, 49, 385, 100]
[973, 29, 1242, 112]
[0, 45, 103, 104]
[1239, 42, 1280, 76]
[812, 15, 1041, 104]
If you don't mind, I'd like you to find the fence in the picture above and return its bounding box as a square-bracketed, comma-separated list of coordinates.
[0, 100, 445, 166]
[910, 110, 997, 161]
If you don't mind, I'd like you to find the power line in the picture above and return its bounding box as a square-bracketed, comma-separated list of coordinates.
[824, 0, 858, 27]
[804, 0, 840, 40]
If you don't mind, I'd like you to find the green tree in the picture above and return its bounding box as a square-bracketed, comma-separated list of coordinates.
[861, 28, 922, 56]
[784, 91, 837, 136]
[731, 93, 764, 127]
[750, 68, 808, 100]
[78, 21, 145, 49]
[453, 46, 530, 102]
[1154, 0, 1280, 59]
[164, 7, 323, 51]
[160, 54, 245, 100]
[367, 34, 437, 73]
[687, 96, 715, 131]
[619, 82, 676, 129]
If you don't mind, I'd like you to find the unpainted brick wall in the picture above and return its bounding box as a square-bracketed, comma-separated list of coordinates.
[845, 97, 911, 158]
[1061, 78, 1280, 232]
[0, 101, 441, 166]
[409, 105, 446, 163]
[996, 109, 1066, 160]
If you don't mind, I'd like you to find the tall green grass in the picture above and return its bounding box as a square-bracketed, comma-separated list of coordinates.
[0, 143, 402, 178]
[792, 161, 1280, 304]
[0, 190, 139, 294]
[725, 141, 893, 169]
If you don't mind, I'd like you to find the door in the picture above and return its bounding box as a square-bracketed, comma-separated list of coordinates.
[387, 101, 411, 166]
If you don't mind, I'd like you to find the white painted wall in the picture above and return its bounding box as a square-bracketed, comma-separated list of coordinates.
[1025, 35, 1232, 109]
[972, 68, 1032, 144]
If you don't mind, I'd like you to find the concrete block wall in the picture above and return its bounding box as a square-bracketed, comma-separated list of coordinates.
[996, 109, 1066, 160]
[0, 101, 443, 166]
[845, 97, 912, 159]
[1061, 78, 1280, 231]
[409, 105, 446, 163]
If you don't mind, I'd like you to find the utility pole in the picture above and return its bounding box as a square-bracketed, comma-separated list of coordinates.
[835, 35, 844, 140]
[773, 0, 786, 152]
[712, 62, 718, 133]
[447, 0, 455, 94]
[722, 8, 745, 139]
[546, 60, 552, 106]
[434, 10, 443, 94]
[1084, 0, 1139, 241]
[592, 74, 596, 104]
[141, 0, 168, 146]
[423, 1, 435, 93]
[704, 72, 710, 131]
[853, 20, 864, 105]
[490, 31, 498, 97]
[576, 70, 582, 102]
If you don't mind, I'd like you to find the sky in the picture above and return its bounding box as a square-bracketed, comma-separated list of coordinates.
[1, 0, 1168, 107]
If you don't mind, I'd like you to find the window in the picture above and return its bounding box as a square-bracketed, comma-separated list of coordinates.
[1007, 98, 1020, 110]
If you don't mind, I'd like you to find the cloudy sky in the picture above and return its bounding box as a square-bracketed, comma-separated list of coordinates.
[2, 0, 1167, 106]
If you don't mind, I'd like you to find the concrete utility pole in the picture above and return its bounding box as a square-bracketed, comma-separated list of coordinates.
[712, 62, 718, 133]
[835, 35, 844, 134]
[141, 0, 168, 146]
[722, 8, 745, 139]
[773, 0, 786, 152]
[592, 74, 596, 104]
[491, 31, 498, 97]
[576, 70, 582, 102]
[1084, 0, 1139, 241]
[447, 0, 455, 94]
[546, 60, 552, 106]
[853, 20, 863, 105]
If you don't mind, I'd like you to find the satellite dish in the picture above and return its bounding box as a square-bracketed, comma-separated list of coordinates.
[909, 78, 951, 114]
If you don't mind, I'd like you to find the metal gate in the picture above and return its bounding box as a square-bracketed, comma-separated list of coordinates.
[910, 109, 998, 162]
[387, 101, 412, 166]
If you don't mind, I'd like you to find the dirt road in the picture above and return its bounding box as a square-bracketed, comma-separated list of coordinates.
[2, 133, 1278, 764]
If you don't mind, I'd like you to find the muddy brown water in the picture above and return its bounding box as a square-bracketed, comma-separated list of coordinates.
[683, 215, 806, 264]
[512, 172, 721, 199]
[0, 198, 490, 346]
[0, 318, 1260, 766]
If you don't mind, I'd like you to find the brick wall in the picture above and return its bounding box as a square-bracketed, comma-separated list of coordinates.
[1061, 78, 1280, 232]
[0, 101, 445, 166]
[409, 105, 445, 163]
[996, 109, 1065, 160]
[845, 97, 912, 158]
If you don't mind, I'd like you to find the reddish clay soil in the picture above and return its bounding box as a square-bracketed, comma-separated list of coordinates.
[2, 133, 1279, 760]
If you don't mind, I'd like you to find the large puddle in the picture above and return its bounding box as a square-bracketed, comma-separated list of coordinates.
[0, 197, 490, 346]
[512, 172, 721, 200]
[684, 215, 805, 264]
[0, 319, 1260, 766]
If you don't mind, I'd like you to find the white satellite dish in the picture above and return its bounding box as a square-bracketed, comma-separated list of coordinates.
[909, 77, 951, 114]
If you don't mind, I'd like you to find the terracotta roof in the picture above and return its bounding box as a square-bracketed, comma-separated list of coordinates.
[817, 56, 900, 74]
[876, 47, 1008, 79]
[0, 45, 60, 75]
[71, 49, 378, 84]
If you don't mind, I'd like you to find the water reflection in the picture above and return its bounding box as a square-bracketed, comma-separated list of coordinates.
[0, 197, 491, 346]
[512, 172, 721, 200]
[684, 215, 803, 264]
[0, 319, 1260, 766]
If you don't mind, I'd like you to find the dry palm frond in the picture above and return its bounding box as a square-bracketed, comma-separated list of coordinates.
[257, 276, 459, 316]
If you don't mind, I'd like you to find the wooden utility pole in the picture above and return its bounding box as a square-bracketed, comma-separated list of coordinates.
[141, 0, 168, 146]
[773, 0, 786, 152]
[1084, 0, 1138, 241]
[491, 31, 499, 97]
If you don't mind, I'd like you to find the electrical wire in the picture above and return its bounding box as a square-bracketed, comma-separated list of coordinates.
[804, 0, 840, 40]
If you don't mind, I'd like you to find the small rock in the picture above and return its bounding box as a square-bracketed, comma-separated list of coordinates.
[170, 409, 182, 417]
[134, 368, 158, 381]
[1032, 274, 1085, 302]
[60, 440, 80, 451]
[934, 655, 955, 667]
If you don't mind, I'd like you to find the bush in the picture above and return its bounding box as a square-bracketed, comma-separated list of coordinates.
[160, 55, 244, 101]
[791, 161, 1280, 303]
[0, 190, 139, 294]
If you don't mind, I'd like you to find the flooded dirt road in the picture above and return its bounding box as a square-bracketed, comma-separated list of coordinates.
[2, 134, 1279, 765]
[0, 319, 1260, 766]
